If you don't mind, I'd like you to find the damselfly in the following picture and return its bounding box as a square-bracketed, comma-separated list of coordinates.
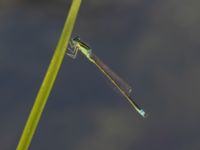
[67, 36, 147, 118]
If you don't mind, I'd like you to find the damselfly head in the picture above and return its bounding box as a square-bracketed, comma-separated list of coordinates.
[73, 36, 81, 42]
[72, 36, 91, 50]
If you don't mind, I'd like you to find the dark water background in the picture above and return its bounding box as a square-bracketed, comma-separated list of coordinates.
[0, 0, 200, 149]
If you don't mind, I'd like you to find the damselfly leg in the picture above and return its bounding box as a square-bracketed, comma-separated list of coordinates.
[67, 39, 79, 59]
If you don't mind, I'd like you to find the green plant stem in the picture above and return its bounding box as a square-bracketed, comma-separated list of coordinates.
[16, 0, 82, 150]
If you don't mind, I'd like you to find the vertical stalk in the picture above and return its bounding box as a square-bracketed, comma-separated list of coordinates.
[16, 0, 82, 149]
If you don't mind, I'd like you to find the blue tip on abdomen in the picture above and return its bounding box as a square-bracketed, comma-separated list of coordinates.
[139, 109, 148, 118]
